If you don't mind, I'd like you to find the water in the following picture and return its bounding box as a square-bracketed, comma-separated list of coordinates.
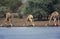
[0, 27, 60, 39]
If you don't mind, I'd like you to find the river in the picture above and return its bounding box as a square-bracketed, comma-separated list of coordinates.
[0, 27, 60, 39]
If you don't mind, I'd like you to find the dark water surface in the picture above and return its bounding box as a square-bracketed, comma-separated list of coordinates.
[0, 27, 60, 39]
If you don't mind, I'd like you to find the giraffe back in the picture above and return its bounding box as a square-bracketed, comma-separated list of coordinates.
[51, 11, 59, 17]
[6, 12, 12, 18]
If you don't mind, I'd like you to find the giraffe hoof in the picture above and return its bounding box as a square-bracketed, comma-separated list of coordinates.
[55, 24, 56, 26]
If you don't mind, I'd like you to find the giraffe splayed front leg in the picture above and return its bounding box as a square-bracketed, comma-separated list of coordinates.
[53, 18, 56, 26]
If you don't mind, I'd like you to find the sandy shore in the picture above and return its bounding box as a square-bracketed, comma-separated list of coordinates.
[0, 18, 60, 27]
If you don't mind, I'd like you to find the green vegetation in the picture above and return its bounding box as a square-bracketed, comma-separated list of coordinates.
[0, 0, 60, 20]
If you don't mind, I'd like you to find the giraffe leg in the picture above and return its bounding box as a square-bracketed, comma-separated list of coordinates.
[8, 19, 13, 27]
[53, 18, 56, 26]
[49, 16, 52, 24]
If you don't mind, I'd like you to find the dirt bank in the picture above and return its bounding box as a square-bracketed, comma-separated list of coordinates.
[0, 18, 60, 27]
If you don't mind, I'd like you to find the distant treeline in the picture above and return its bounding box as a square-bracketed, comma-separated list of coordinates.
[0, 0, 60, 20]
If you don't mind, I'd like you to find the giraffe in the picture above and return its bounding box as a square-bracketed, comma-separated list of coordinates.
[26, 14, 35, 26]
[0, 11, 13, 26]
[49, 11, 59, 26]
